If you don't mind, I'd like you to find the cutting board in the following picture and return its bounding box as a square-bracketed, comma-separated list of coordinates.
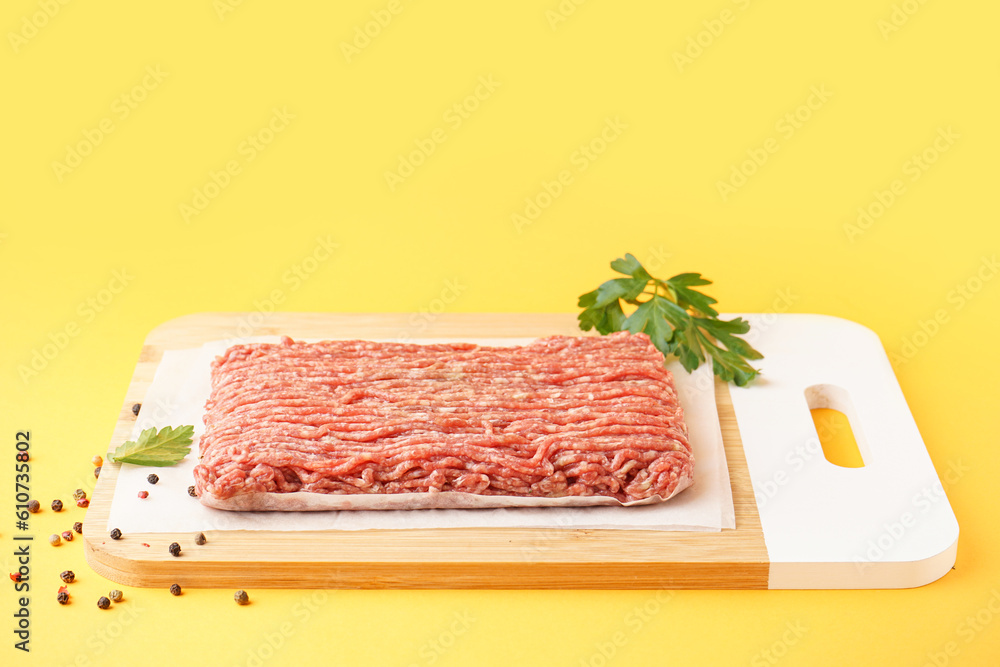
[84, 313, 958, 589]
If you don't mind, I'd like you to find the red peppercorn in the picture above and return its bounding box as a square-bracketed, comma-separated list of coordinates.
[138, 491, 148, 499]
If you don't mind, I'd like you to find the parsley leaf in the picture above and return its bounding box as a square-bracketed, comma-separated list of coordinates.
[577, 253, 763, 385]
[111, 425, 194, 467]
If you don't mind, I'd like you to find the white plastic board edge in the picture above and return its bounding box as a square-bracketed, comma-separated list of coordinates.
[727, 314, 959, 589]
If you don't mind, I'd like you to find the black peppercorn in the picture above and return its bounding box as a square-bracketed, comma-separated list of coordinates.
[147, 473, 159, 485]
[234, 590, 250, 605]
[27, 499, 40, 513]
[94, 466, 102, 479]
[132, 402, 141, 416]
[97, 596, 111, 610]
[110, 528, 122, 540]
[169, 583, 181, 596]
[187, 485, 197, 497]
[60, 570, 75, 584]
[57, 590, 70, 605]
[51, 499, 63, 512]
[168, 542, 181, 557]
[73, 521, 83, 534]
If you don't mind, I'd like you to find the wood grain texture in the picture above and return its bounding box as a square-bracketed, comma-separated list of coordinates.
[85, 312, 768, 589]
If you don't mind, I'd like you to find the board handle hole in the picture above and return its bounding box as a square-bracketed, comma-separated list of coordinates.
[804, 384, 867, 468]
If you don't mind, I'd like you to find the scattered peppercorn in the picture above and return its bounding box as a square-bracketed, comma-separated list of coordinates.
[169, 584, 182, 596]
[147, 473, 159, 485]
[132, 403, 141, 416]
[168, 542, 181, 557]
[49, 534, 61, 546]
[51, 499, 63, 512]
[61, 531, 74, 542]
[73, 489, 87, 501]
[60, 570, 75, 584]
[97, 596, 111, 610]
[138, 490, 149, 499]
[57, 590, 70, 605]
[187, 485, 197, 497]
[109, 590, 123, 603]
[234, 590, 250, 605]
[110, 528, 122, 540]
[27, 499, 40, 513]
[94, 466, 102, 479]
[92, 455, 103, 467]
[73, 522, 83, 534]
[194, 532, 207, 545]
[77, 498, 90, 508]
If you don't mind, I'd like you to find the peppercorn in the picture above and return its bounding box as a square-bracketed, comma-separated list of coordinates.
[61, 531, 74, 542]
[110, 528, 122, 540]
[27, 499, 40, 513]
[73, 489, 87, 501]
[109, 590, 123, 603]
[169, 584, 181, 596]
[97, 596, 111, 610]
[138, 490, 148, 499]
[51, 499, 63, 512]
[234, 590, 250, 605]
[132, 403, 141, 416]
[94, 466, 102, 479]
[60, 570, 75, 583]
[57, 590, 70, 605]
[187, 485, 197, 497]
[168, 542, 181, 557]
[73, 521, 83, 534]
[194, 532, 207, 545]
[49, 534, 61, 546]
[77, 498, 90, 508]
[92, 455, 103, 467]
[147, 473, 159, 485]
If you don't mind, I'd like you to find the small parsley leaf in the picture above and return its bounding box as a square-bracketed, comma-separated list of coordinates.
[111, 425, 194, 467]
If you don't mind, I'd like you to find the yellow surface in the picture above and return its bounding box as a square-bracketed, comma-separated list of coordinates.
[1, 0, 997, 665]
[810, 408, 865, 469]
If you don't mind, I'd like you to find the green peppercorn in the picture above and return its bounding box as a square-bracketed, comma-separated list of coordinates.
[49, 534, 61, 546]
[27, 499, 40, 513]
[97, 596, 110, 610]
[169, 583, 181, 596]
[73, 489, 87, 501]
[132, 403, 141, 416]
[187, 485, 197, 497]
[234, 590, 249, 605]
[57, 590, 70, 605]
[110, 528, 122, 540]
[51, 499, 63, 512]
[168, 542, 181, 557]
[60, 570, 75, 583]
[94, 466, 102, 479]
[147, 473, 159, 485]
[109, 590, 123, 603]
[194, 532, 206, 545]
[73, 521, 83, 534]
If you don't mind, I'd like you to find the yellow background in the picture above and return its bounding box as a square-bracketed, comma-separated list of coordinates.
[2, 0, 998, 665]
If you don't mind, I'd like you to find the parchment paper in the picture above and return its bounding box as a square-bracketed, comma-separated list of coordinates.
[106, 337, 736, 532]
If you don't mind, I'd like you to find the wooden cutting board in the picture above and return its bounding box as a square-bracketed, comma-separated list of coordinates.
[84, 312, 958, 589]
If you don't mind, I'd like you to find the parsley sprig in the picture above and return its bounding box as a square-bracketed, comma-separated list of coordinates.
[577, 253, 763, 386]
[111, 425, 194, 467]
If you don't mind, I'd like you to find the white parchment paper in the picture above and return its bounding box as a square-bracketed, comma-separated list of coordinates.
[107, 337, 735, 532]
